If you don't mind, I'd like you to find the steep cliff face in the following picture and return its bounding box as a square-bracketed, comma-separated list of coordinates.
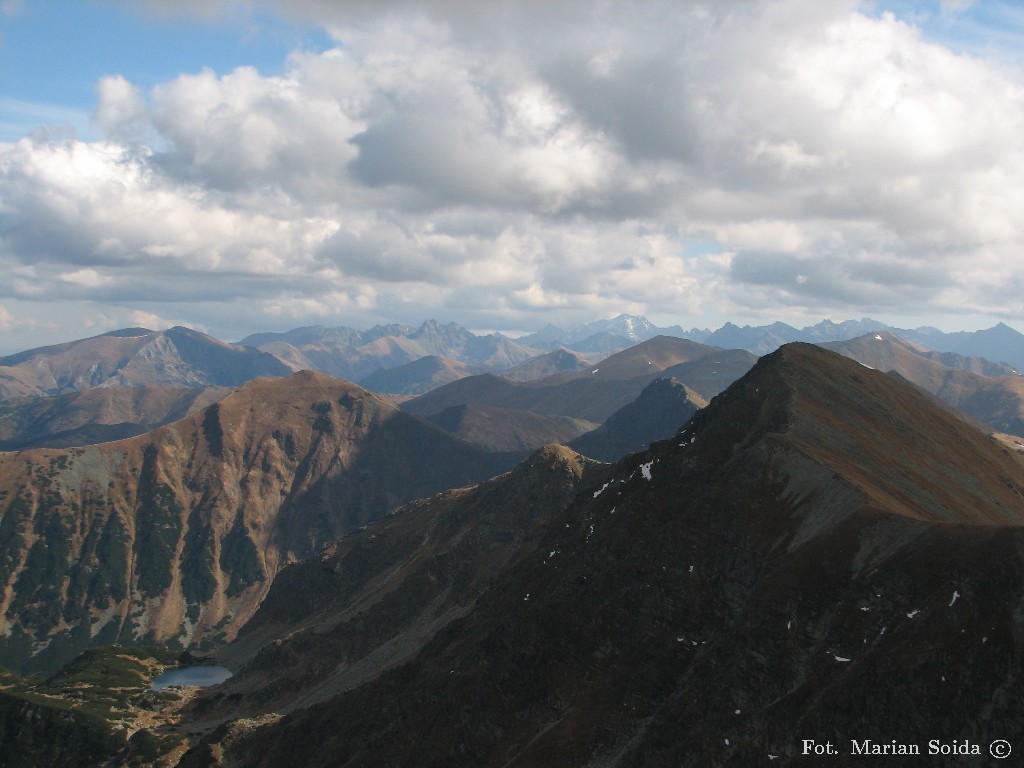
[0, 371, 510, 675]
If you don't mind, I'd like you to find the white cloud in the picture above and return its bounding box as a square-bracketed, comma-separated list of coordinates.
[2, 0, 1024, 348]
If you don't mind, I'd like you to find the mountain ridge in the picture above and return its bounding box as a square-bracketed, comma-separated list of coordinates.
[181, 343, 1024, 766]
[0, 370, 513, 675]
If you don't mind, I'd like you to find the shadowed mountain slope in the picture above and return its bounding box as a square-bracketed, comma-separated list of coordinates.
[183, 344, 1024, 767]
[569, 377, 707, 462]
[0, 371, 511, 675]
[0, 327, 290, 400]
[200, 445, 609, 717]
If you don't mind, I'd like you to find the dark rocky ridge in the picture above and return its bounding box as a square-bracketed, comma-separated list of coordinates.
[181, 343, 1024, 767]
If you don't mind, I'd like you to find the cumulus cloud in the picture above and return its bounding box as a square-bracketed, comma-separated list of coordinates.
[2, 0, 1024, 347]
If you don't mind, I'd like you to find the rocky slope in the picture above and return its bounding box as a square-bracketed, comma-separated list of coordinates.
[0, 371, 511, 675]
[181, 344, 1024, 767]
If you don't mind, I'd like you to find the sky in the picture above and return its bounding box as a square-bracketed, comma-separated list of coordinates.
[2, 0, 1024, 353]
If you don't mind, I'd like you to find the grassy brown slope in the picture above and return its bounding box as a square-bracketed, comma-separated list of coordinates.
[782, 345, 1024, 522]
[192, 344, 1024, 768]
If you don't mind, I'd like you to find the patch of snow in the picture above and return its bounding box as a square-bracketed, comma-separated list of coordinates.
[949, 590, 960, 607]
[524, 594, 530, 601]
[834, 655, 851, 662]
[787, 621, 791, 630]
[860, 606, 870, 611]
[591, 369, 598, 374]
[907, 610, 920, 618]
[859, 361, 875, 369]
[640, 460, 653, 480]
[593, 481, 611, 498]
[874, 334, 883, 340]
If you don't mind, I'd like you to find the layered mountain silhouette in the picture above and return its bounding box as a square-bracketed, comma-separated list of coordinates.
[179, 344, 1024, 767]
[403, 337, 753, 424]
[0, 371, 512, 675]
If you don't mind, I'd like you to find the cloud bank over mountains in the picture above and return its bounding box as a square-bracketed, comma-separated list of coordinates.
[1, 0, 1023, 347]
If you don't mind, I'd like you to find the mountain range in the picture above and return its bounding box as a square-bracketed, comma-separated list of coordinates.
[1, 320, 1024, 764]
[175, 343, 1024, 767]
